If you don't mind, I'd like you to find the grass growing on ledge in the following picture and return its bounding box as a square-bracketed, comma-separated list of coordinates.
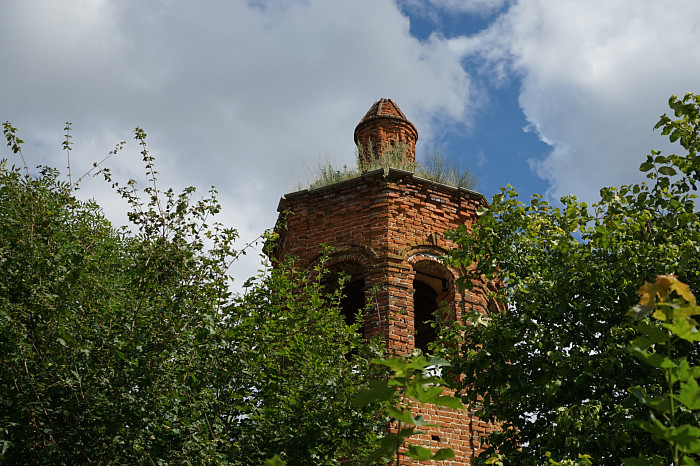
[417, 149, 477, 190]
[299, 143, 477, 191]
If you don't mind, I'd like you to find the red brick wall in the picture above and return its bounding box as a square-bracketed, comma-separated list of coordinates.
[355, 118, 418, 168]
[272, 168, 497, 464]
[353, 98, 419, 168]
[408, 397, 495, 466]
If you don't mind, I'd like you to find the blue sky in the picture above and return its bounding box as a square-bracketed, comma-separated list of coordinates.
[2, 0, 700, 284]
[403, 2, 545, 197]
[400, 1, 550, 198]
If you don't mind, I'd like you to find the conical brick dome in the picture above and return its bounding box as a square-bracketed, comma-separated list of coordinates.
[354, 98, 418, 170]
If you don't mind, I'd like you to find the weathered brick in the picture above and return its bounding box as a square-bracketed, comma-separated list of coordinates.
[269, 99, 499, 464]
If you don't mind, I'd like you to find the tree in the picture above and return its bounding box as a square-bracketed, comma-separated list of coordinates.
[215, 254, 384, 465]
[443, 94, 700, 464]
[625, 275, 700, 465]
[0, 123, 381, 464]
[352, 354, 464, 465]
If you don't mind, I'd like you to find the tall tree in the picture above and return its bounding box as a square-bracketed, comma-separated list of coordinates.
[443, 94, 700, 464]
[0, 124, 380, 464]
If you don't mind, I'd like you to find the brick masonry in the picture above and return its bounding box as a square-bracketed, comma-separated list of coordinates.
[354, 98, 418, 168]
[270, 99, 498, 464]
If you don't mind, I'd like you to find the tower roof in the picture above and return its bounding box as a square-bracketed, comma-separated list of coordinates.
[353, 98, 417, 145]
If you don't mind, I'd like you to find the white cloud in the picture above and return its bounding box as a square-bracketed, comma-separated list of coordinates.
[0, 0, 476, 286]
[458, 0, 700, 201]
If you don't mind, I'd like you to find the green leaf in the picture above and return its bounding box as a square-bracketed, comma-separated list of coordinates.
[352, 379, 396, 406]
[670, 305, 700, 319]
[631, 348, 678, 369]
[262, 455, 286, 466]
[407, 384, 444, 404]
[628, 304, 655, 320]
[398, 426, 417, 438]
[678, 378, 700, 410]
[629, 387, 649, 405]
[639, 162, 654, 172]
[635, 322, 667, 344]
[645, 395, 673, 413]
[405, 444, 434, 460]
[386, 406, 415, 425]
[431, 447, 456, 460]
[424, 355, 451, 367]
[637, 418, 668, 439]
[666, 424, 700, 454]
[678, 360, 700, 383]
[665, 318, 700, 342]
[433, 395, 466, 410]
[658, 166, 677, 176]
[364, 434, 400, 464]
[375, 357, 411, 377]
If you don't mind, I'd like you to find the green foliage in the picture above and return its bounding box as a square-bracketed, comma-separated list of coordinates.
[444, 94, 700, 464]
[0, 125, 381, 464]
[496, 451, 595, 466]
[263, 455, 287, 466]
[624, 276, 700, 466]
[220, 255, 384, 465]
[0, 142, 233, 463]
[543, 452, 593, 466]
[353, 354, 463, 465]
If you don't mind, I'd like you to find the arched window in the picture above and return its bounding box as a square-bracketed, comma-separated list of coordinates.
[412, 260, 453, 354]
[413, 280, 438, 353]
[338, 277, 365, 328]
[322, 261, 366, 333]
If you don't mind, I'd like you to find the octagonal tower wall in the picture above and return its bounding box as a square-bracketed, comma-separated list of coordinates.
[269, 98, 499, 464]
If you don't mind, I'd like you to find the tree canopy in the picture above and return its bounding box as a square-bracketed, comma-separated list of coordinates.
[0, 123, 381, 465]
[444, 93, 700, 464]
[4, 93, 700, 465]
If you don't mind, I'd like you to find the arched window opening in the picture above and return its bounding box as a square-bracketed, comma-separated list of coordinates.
[412, 260, 454, 354]
[413, 280, 438, 353]
[322, 261, 366, 334]
[338, 277, 365, 328]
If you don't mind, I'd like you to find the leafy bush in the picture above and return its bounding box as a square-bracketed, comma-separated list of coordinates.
[353, 354, 463, 465]
[0, 123, 382, 464]
[625, 276, 700, 466]
[444, 94, 700, 464]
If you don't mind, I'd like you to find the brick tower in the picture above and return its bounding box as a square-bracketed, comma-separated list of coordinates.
[271, 99, 494, 463]
[354, 98, 418, 168]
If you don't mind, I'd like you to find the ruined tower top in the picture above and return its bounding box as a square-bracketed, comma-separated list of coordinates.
[354, 98, 418, 169]
[271, 100, 492, 462]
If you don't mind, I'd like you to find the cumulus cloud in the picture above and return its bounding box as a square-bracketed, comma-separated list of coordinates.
[0, 0, 475, 285]
[456, 0, 700, 201]
[8, 0, 693, 284]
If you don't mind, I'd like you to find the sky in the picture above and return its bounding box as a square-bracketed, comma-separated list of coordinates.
[2, 0, 700, 285]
